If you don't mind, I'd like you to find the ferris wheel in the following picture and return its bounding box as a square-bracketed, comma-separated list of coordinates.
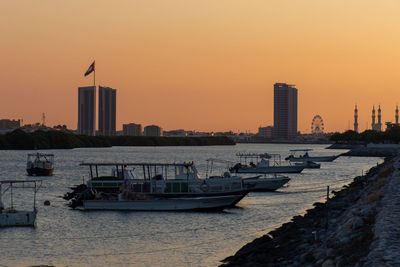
[311, 115, 324, 134]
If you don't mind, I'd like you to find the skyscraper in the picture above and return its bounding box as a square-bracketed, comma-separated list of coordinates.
[78, 86, 96, 136]
[273, 83, 298, 139]
[98, 86, 117, 136]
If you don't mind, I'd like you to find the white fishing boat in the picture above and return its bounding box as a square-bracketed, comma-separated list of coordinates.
[82, 195, 243, 211]
[285, 149, 340, 162]
[26, 153, 54, 176]
[0, 180, 42, 227]
[229, 153, 304, 174]
[242, 175, 290, 192]
[67, 162, 248, 208]
[207, 158, 290, 192]
[294, 160, 321, 169]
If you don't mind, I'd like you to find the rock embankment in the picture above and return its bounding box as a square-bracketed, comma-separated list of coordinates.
[221, 156, 397, 266]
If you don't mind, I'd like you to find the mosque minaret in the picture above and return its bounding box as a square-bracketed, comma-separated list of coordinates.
[354, 105, 358, 132]
[377, 105, 382, 131]
[396, 105, 399, 125]
[371, 106, 376, 130]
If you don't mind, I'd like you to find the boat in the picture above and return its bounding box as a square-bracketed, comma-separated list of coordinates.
[294, 160, 321, 169]
[229, 153, 304, 174]
[0, 180, 42, 227]
[207, 158, 290, 192]
[26, 153, 54, 176]
[66, 162, 248, 208]
[285, 149, 340, 162]
[242, 175, 290, 191]
[81, 195, 243, 211]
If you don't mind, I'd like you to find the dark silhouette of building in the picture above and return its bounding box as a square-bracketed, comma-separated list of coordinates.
[273, 83, 298, 139]
[123, 123, 142, 136]
[78, 86, 96, 136]
[98, 86, 116, 136]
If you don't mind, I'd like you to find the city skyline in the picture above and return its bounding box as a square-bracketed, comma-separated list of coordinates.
[1, 1, 400, 133]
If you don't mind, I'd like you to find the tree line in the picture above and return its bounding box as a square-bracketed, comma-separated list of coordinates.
[0, 129, 235, 149]
[330, 125, 400, 143]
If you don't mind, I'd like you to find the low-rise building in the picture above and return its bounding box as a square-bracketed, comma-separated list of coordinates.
[0, 119, 21, 130]
[144, 125, 163, 136]
[123, 123, 142, 136]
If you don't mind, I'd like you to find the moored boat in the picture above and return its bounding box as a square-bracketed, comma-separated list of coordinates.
[81, 195, 244, 211]
[285, 149, 340, 163]
[0, 180, 42, 227]
[230, 153, 304, 174]
[243, 175, 290, 192]
[26, 153, 54, 176]
[66, 162, 248, 208]
[294, 160, 321, 169]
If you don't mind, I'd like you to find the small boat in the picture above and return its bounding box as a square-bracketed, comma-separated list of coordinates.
[229, 153, 304, 174]
[206, 158, 290, 192]
[0, 180, 42, 227]
[294, 161, 321, 169]
[26, 153, 54, 176]
[243, 175, 290, 192]
[81, 195, 244, 211]
[285, 149, 340, 163]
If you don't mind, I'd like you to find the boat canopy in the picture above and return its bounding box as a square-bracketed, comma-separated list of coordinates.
[236, 153, 272, 159]
[80, 162, 194, 167]
[80, 162, 196, 180]
[0, 180, 42, 210]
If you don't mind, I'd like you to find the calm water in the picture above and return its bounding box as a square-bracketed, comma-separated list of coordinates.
[0, 144, 382, 267]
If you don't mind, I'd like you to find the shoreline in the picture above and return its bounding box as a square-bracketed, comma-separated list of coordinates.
[221, 155, 397, 266]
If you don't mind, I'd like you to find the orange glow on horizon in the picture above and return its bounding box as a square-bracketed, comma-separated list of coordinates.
[1, 0, 400, 133]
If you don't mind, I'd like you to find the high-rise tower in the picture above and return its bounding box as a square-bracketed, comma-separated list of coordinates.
[354, 105, 358, 132]
[98, 86, 117, 136]
[273, 83, 298, 140]
[78, 86, 96, 136]
[396, 105, 399, 125]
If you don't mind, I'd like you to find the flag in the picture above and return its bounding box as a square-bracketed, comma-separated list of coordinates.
[84, 61, 95, 76]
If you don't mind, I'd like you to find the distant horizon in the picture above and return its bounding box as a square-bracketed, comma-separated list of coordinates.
[2, 1, 400, 133]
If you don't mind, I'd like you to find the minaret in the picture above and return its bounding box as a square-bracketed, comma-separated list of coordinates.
[372, 106, 376, 130]
[354, 105, 358, 132]
[396, 105, 399, 125]
[377, 105, 382, 131]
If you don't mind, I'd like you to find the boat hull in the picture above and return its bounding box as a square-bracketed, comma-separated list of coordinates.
[0, 210, 36, 227]
[234, 165, 304, 174]
[82, 195, 243, 211]
[288, 155, 339, 163]
[243, 177, 290, 192]
[27, 168, 53, 176]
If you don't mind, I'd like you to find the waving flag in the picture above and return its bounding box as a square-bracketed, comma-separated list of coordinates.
[84, 61, 95, 76]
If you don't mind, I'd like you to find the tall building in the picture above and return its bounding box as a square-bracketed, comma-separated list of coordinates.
[123, 123, 142, 136]
[273, 83, 298, 139]
[78, 86, 96, 136]
[371, 106, 376, 130]
[354, 105, 358, 133]
[98, 86, 116, 136]
[396, 105, 399, 125]
[144, 125, 163, 136]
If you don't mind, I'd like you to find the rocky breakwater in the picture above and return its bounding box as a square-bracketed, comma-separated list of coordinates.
[221, 156, 397, 266]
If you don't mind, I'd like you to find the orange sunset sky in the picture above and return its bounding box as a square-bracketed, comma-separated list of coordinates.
[1, 0, 400, 133]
